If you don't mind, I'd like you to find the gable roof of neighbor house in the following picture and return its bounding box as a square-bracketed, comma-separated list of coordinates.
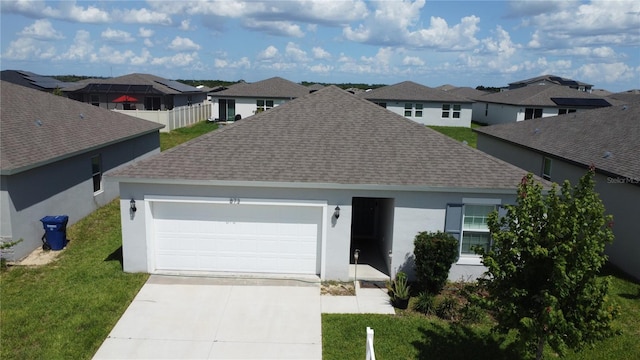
[0, 81, 164, 175]
[606, 89, 640, 105]
[1, 70, 73, 91]
[63, 73, 204, 95]
[477, 83, 611, 107]
[359, 81, 473, 103]
[212, 77, 311, 99]
[438, 86, 492, 101]
[475, 102, 640, 181]
[508, 74, 593, 89]
[110, 85, 540, 191]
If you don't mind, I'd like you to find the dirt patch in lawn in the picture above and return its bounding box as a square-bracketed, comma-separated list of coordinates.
[9, 246, 63, 266]
[321, 281, 356, 296]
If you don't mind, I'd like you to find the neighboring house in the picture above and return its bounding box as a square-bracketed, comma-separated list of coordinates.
[110, 86, 544, 282]
[606, 89, 640, 105]
[438, 86, 493, 124]
[63, 73, 208, 110]
[63, 73, 210, 132]
[473, 83, 611, 125]
[359, 81, 474, 127]
[0, 81, 164, 261]
[1, 70, 73, 93]
[508, 74, 593, 92]
[210, 77, 312, 121]
[475, 103, 640, 280]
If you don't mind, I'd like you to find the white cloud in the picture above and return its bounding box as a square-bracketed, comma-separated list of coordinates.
[2, 37, 56, 60]
[151, 52, 199, 67]
[114, 7, 172, 25]
[257, 45, 279, 60]
[131, 48, 152, 65]
[57, 29, 93, 61]
[214, 57, 251, 69]
[407, 15, 480, 50]
[577, 62, 636, 84]
[60, 1, 111, 23]
[312, 47, 331, 60]
[310, 64, 334, 73]
[138, 27, 154, 38]
[18, 19, 64, 40]
[90, 45, 135, 64]
[180, 19, 192, 31]
[285, 42, 309, 62]
[101, 28, 135, 43]
[143, 38, 154, 47]
[403, 56, 424, 66]
[243, 19, 304, 38]
[168, 36, 201, 51]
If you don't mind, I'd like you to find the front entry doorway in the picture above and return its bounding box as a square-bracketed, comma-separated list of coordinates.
[349, 197, 394, 279]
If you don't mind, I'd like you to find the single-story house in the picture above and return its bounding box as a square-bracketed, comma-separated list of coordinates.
[0, 81, 164, 261]
[508, 74, 593, 92]
[473, 83, 611, 125]
[110, 85, 544, 281]
[0, 70, 73, 93]
[210, 77, 312, 121]
[359, 81, 474, 127]
[63, 73, 208, 111]
[475, 103, 640, 280]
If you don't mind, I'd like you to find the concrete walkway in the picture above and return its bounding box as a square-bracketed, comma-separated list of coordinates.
[93, 274, 395, 359]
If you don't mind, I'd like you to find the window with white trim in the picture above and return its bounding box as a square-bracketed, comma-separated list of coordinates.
[558, 108, 576, 115]
[525, 108, 543, 120]
[404, 103, 413, 116]
[256, 99, 274, 112]
[461, 205, 495, 254]
[442, 104, 461, 118]
[91, 155, 102, 194]
[403, 103, 423, 117]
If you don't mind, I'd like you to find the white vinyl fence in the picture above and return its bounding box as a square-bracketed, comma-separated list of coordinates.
[366, 327, 376, 360]
[113, 102, 211, 132]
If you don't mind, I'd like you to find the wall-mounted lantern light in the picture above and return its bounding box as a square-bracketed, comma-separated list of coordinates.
[130, 199, 137, 213]
[334, 206, 340, 219]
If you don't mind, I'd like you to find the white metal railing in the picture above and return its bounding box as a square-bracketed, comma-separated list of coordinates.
[113, 102, 212, 132]
[366, 327, 376, 360]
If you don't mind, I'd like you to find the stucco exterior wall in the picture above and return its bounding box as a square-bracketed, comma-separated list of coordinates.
[474, 102, 593, 125]
[1, 133, 160, 261]
[477, 135, 640, 280]
[119, 182, 516, 281]
[383, 101, 472, 127]
[212, 98, 288, 121]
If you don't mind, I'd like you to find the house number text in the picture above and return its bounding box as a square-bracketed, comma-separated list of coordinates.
[229, 197, 241, 204]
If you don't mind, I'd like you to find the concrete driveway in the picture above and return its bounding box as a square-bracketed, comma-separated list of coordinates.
[93, 275, 322, 359]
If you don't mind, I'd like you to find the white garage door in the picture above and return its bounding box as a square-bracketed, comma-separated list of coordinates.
[151, 201, 322, 275]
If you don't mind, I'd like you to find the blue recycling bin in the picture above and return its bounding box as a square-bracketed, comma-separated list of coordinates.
[40, 215, 69, 250]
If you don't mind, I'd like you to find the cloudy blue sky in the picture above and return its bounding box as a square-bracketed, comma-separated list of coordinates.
[1, 0, 638, 91]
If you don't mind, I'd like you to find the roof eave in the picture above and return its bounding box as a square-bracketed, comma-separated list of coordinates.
[108, 176, 519, 194]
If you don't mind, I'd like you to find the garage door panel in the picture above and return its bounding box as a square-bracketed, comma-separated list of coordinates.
[151, 202, 321, 275]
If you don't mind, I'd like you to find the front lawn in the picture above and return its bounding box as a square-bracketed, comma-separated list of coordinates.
[0, 121, 220, 359]
[322, 267, 640, 360]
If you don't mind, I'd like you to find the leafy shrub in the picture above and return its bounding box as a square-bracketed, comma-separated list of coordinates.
[413, 291, 435, 315]
[413, 231, 458, 294]
[460, 303, 486, 324]
[435, 295, 459, 320]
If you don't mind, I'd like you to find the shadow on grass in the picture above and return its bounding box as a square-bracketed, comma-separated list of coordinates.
[104, 246, 123, 268]
[413, 322, 518, 360]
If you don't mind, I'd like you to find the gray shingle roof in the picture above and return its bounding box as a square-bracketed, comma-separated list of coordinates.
[508, 74, 593, 88]
[1, 81, 164, 175]
[111, 86, 539, 191]
[359, 81, 473, 103]
[479, 84, 609, 106]
[475, 103, 640, 180]
[62, 73, 203, 95]
[212, 77, 311, 98]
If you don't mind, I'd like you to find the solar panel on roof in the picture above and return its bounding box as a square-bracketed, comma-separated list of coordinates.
[154, 79, 199, 93]
[551, 98, 611, 107]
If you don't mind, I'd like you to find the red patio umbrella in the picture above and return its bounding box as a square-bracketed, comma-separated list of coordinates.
[113, 95, 138, 103]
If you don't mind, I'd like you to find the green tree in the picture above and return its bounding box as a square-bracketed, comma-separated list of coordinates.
[477, 171, 618, 360]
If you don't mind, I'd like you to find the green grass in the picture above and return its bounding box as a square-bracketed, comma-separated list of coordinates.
[0, 122, 221, 359]
[428, 122, 484, 148]
[322, 267, 640, 360]
[159, 120, 219, 150]
[0, 201, 148, 359]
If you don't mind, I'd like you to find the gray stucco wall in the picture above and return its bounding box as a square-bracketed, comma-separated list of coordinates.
[119, 182, 516, 281]
[478, 134, 640, 280]
[1, 133, 160, 261]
